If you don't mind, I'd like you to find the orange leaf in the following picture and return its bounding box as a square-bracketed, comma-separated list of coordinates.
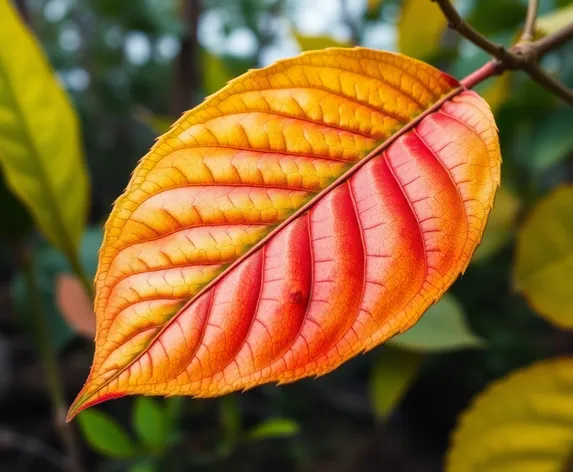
[56, 274, 96, 339]
[68, 48, 501, 420]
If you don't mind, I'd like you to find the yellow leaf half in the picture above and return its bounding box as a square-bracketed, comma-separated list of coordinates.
[0, 0, 88, 256]
[515, 186, 573, 329]
[447, 358, 573, 472]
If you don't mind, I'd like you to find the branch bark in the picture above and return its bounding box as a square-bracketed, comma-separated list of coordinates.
[432, 0, 573, 105]
[521, 0, 538, 42]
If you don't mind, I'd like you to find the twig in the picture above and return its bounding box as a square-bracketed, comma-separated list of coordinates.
[432, 0, 573, 106]
[15, 243, 85, 472]
[521, 0, 538, 42]
[431, 0, 521, 68]
[0, 426, 72, 471]
[522, 60, 573, 104]
[532, 21, 573, 57]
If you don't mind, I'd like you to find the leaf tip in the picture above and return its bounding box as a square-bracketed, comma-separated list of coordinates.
[67, 389, 126, 422]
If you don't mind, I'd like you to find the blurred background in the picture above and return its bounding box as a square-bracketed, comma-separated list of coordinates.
[1, 0, 573, 471]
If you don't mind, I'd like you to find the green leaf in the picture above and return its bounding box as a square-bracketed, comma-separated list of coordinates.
[397, 0, 449, 59]
[472, 186, 520, 263]
[77, 409, 137, 458]
[12, 227, 102, 350]
[388, 294, 484, 352]
[0, 1, 88, 257]
[537, 3, 573, 35]
[515, 186, 573, 329]
[530, 108, 573, 172]
[247, 418, 300, 441]
[219, 395, 241, 440]
[133, 397, 168, 451]
[295, 33, 351, 51]
[128, 462, 157, 472]
[370, 347, 422, 421]
[134, 107, 172, 136]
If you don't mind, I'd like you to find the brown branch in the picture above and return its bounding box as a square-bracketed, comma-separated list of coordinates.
[432, 0, 573, 106]
[532, 21, 573, 57]
[521, 0, 538, 42]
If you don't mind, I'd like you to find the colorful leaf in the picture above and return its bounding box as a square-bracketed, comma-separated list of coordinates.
[388, 294, 483, 352]
[68, 48, 501, 420]
[397, 0, 449, 59]
[447, 358, 573, 472]
[0, 0, 88, 257]
[370, 347, 422, 421]
[515, 186, 573, 329]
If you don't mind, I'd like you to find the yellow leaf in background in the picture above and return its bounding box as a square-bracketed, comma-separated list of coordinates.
[515, 186, 573, 329]
[295, 33, 351, 51]
[472, 186, 520, 263]
[537, 3, 573, 36]
[398, 0, 449, 59]
[370, 348, 422, 421]
[202, 51, 233, 97]
[447, 358, 573, 472]
[0, 0, 88, 256]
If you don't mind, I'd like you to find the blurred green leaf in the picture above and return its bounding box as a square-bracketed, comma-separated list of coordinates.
[397, 0, 448, 59]
[219, 395, 242, 440]
[133, 397, 168, 451]
[0, 1, 88, 257]
[472, 186, 521, 263]
[468, 0, 526, 35]
[515, 186, 573, 329]
[77, 409, 137, 458]
[134, 107, 173, 136]
[12, 227, 102, 350]
[295, 33, 351, 51]
[128, 462, 157, 472]
[530, 107, 573, 172]
[247, 418, 300, 441]
[370, 347, 422, 421]
[388, 294, 484, 352]
[537, 3, 573, 35]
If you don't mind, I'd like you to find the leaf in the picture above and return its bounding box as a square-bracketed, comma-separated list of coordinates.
[247, 418, 300, 441]
[370, 347, 422, 421]
[67, 48, 501, 420]
[447, 358, 573, 472]
[515, 186, 573, 329]
[0, 1, 88, 257]
[56, 274, 96, 338]
[13, 227, 102, 350]
[128, 463, 157, 472]
[388, 294, 484, 352]
[295, 33, 351, 51]
[537, 3, 573, 36]
[133, 397, 168, 451]
[135, 107, 172, 136]
[472, 186, 520, 263]
[77, 409, 137, 458]
[397, 0, 449, 59]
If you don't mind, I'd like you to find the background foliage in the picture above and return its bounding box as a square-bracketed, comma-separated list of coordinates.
[0, 0, 572, 471]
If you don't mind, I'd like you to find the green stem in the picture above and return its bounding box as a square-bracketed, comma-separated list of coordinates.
[17, 242, 85, 472]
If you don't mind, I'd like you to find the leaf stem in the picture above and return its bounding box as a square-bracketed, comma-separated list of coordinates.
[460, 60, 504, 89]
[521, 0, 538, 42]
[15, 242, 85, 472]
